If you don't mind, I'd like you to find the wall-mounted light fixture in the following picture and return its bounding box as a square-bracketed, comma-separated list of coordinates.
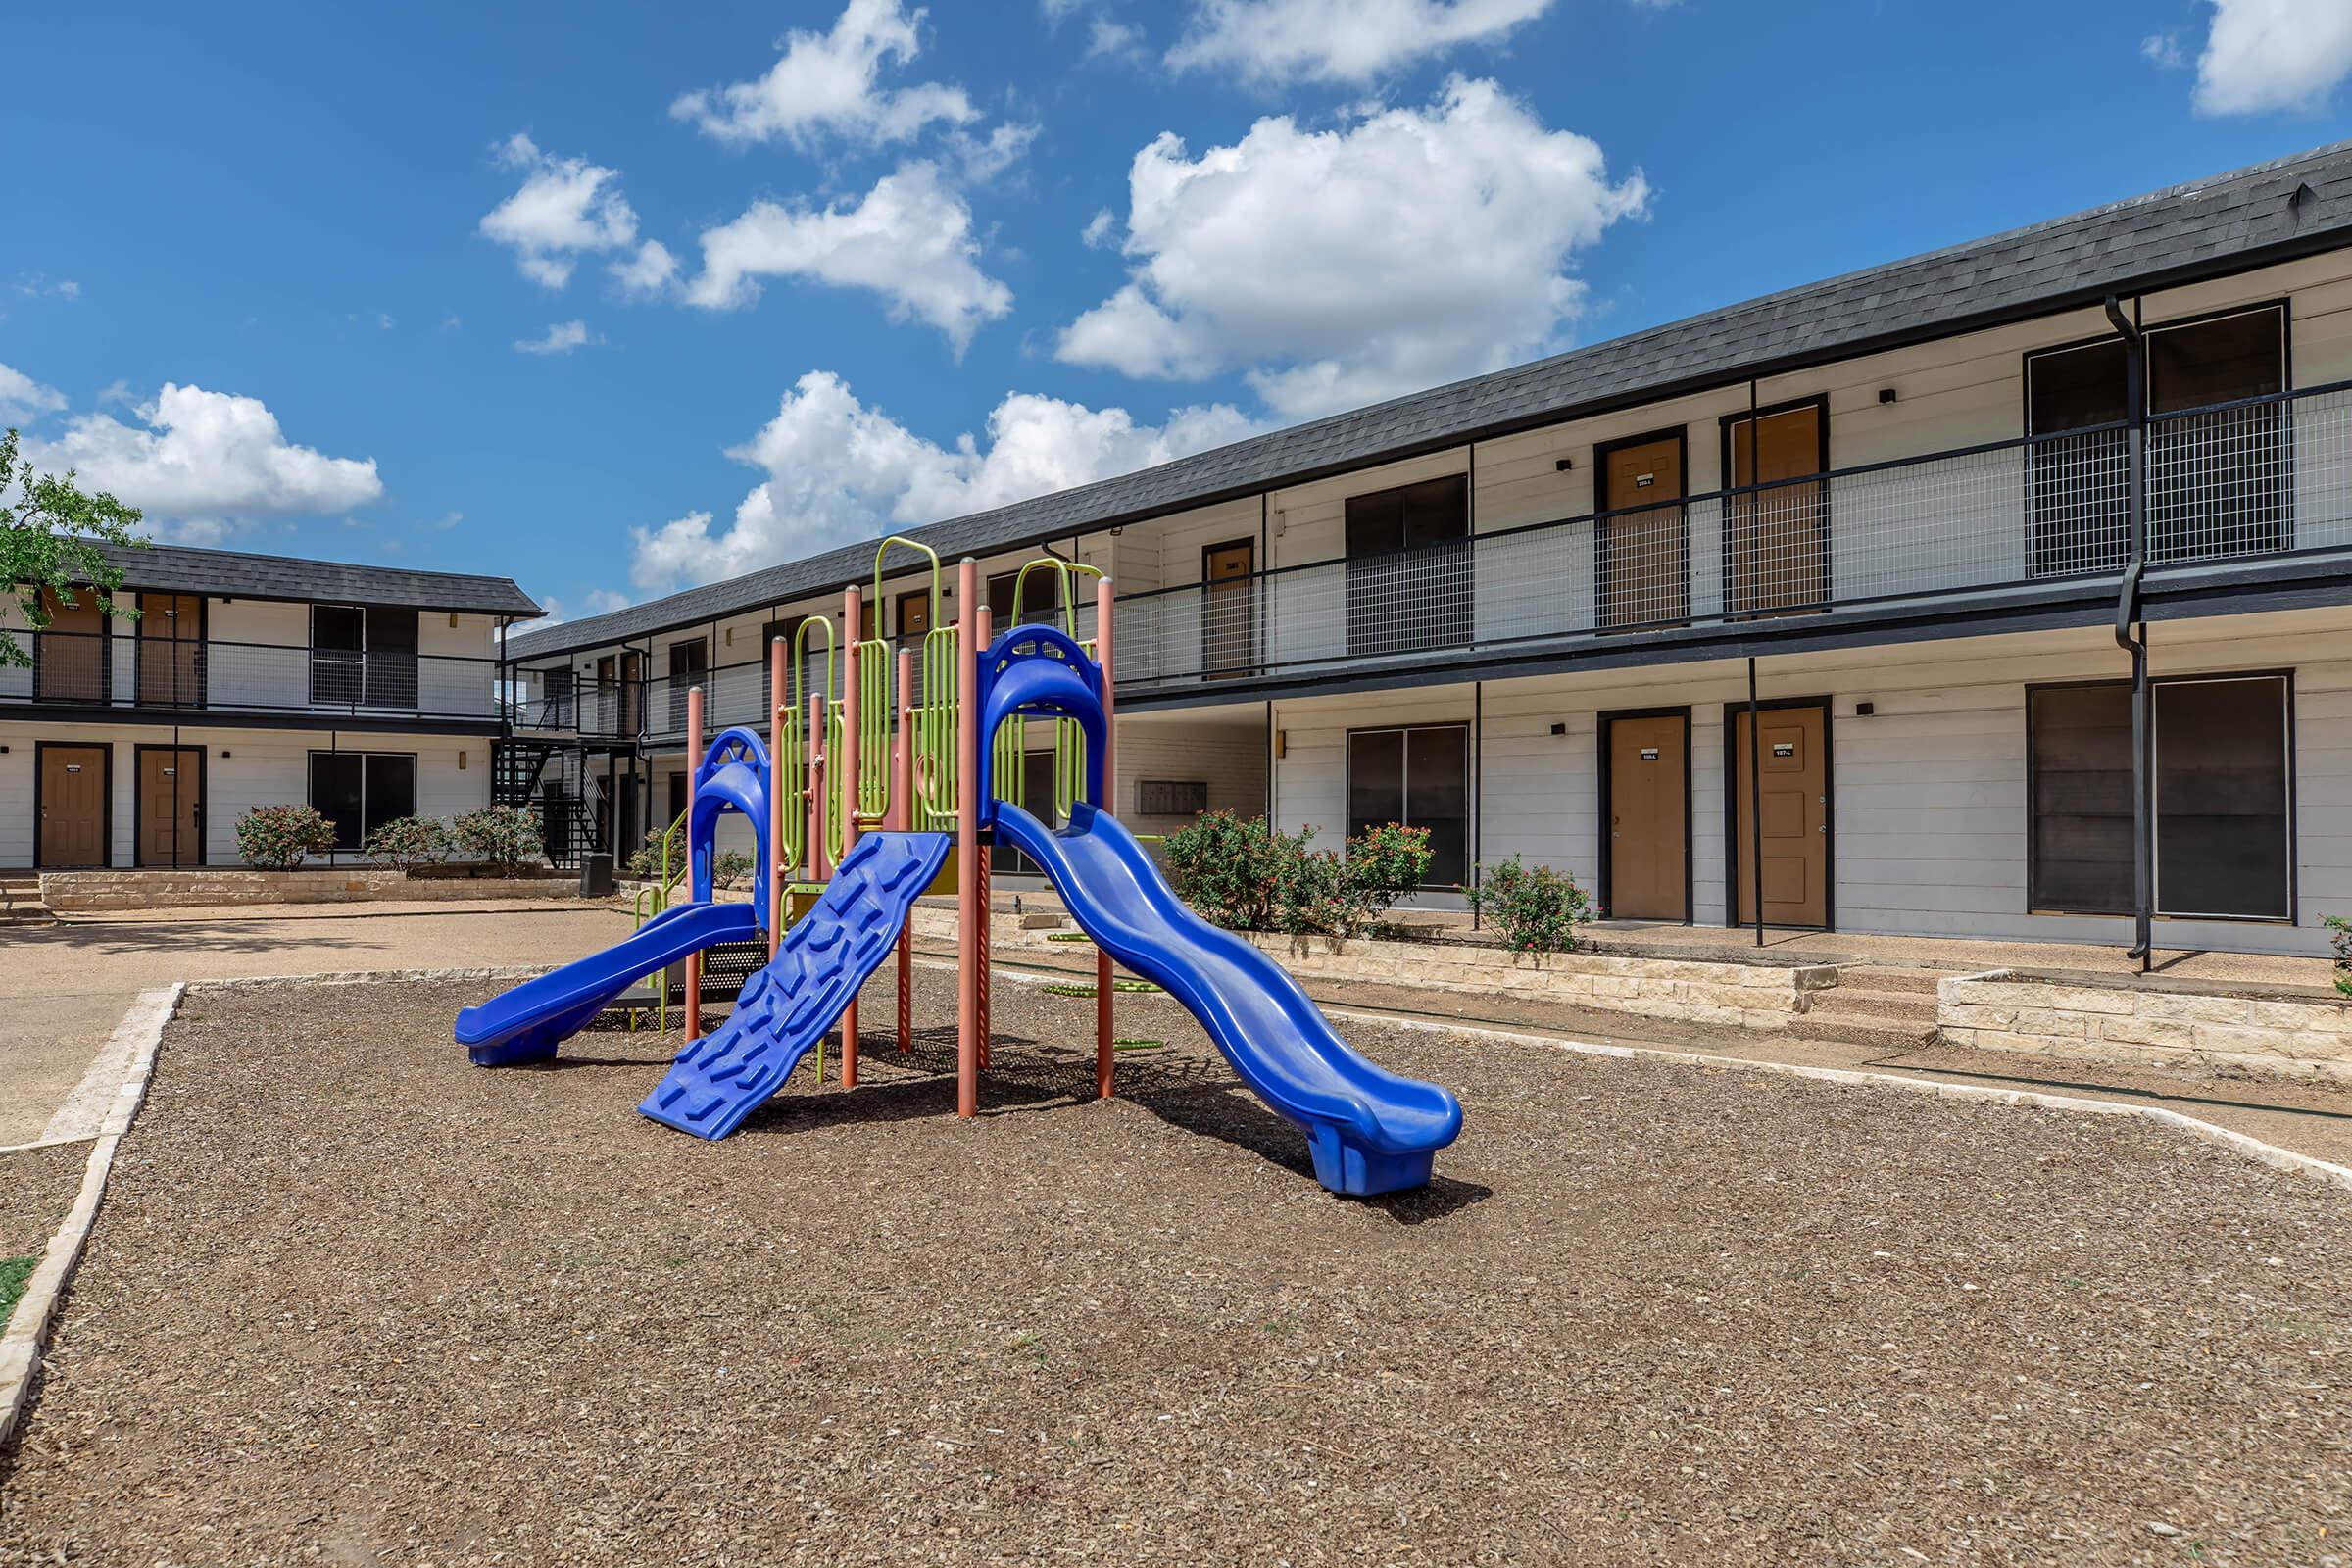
[1853, 701, 1876, 717]
[220, 749, 232, 759]
[458, 751, 468, 770]
[1549, 721, 1569, 736]
[449, 612, 461, 628]
[1554, 457, 1574, 472]
[1877, 387, 1898, 405]
[1275, 730, 1287, 760]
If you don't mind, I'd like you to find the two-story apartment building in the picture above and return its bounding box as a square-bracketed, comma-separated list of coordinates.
[2, 543, 541, 869]
[504, 141, 2352, 957]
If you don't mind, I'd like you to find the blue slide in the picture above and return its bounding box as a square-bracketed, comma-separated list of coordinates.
[638, 830, 953, 1139]
[993, 799, 1463, 1197]
[455, 900, 759, 1067]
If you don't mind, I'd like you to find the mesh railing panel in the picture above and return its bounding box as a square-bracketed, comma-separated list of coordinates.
[1116, 385, 2352, 690]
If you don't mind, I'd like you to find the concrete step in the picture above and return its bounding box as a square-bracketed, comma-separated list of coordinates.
[1833, 966, 1946, 997]
[0, 903, 57, 926]
[1792, 1014, 1937, 1051]
[1807, 989, 1937, 1024]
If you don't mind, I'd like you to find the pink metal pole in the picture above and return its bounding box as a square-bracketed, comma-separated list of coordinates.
[840, 588, 862, 1088]
[685, 683, 704, 1044]
[956, 559, 980, 1119]
[974, 605, 992, 1072]
[768, 637, 786, 958]
[895, 645, 914, 1054]
[1095, 575, 1115, 1100]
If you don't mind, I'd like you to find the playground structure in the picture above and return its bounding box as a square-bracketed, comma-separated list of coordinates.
[455, 547, 1462, 1196]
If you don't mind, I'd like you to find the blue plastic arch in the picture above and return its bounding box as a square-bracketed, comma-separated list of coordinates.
[690, 725, 772, 921]
[974, 622, 1104, 828]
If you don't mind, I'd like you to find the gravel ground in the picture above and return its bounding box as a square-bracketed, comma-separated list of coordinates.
[3, 970, 2348, 1566]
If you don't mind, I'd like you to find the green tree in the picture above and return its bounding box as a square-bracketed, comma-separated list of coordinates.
[2, 426, 146, 667]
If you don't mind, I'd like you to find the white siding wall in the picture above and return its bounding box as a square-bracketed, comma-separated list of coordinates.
[0, 721, 487, 868]
[1114, 715, 1267, 840]
[1254, 608, 2352, 954]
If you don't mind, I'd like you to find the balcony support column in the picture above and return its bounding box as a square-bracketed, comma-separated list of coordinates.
[2105, 295, 2152, 973]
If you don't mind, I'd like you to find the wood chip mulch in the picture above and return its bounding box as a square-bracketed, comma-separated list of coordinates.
[0, 1143, 86, 1264]
[1, 970, 2347, 1566]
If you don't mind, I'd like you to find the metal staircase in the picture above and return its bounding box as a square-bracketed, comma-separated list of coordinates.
[491, 740, 559, 806]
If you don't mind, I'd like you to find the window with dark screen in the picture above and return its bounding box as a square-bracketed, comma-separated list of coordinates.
[1344, 475, 1469, 659]
[2028, 675, 2291, 920]
[1347, 723, 1470, 888]
[2154, 676, 2290, 919]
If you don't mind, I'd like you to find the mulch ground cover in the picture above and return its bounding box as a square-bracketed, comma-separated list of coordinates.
[0, 1143, 84, 1331]
[1, 967, 2347, 1565]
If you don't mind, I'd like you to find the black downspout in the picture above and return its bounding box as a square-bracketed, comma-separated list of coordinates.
[1471, 679, 1483, 930]
[1745, 380, 1765, 948]
[2105, 296, 2152, 972]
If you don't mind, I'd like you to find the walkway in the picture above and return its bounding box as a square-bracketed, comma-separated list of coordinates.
[0, 900, 633, 1147]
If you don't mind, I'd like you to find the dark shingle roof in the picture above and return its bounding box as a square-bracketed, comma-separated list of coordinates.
[94, 541, 542, 616]
[510, 139, 2352, 662]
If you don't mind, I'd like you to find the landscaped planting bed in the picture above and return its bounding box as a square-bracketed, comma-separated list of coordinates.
[0, 1144, 84, 1330]
[1, 971, 2346, 1564]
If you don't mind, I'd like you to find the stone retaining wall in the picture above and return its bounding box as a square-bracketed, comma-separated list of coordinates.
[908, 906, 1837, 1030]
[42, 869, 579, 911]
[1938, 968, 2352, 1083]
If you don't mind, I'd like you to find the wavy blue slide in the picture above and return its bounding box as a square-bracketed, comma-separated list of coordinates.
[455, 900, 759, 1066]
[638, 830, 953, 1139]
[993, 799, 1463, 1196]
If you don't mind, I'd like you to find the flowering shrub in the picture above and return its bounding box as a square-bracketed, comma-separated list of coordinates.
[362, 814, 451, 872]
[1163, 810, 1289, 930]
[452, 805, 544, 873]
[1466, 856, 1592, 955]
[234, 804, 338, 870]
[1163, 812, 1430, 938]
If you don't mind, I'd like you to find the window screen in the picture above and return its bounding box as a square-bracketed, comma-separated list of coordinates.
[1344, 475, 1469, 659]
[2155, 676, 2289, 919]
[1347, 724, 1470, 888]
[308, 752, 418, 852]
[2028, 676, 2291, 919]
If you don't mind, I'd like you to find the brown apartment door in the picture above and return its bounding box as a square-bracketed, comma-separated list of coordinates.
[1201, 538, 1257, 678]
[137, 746, 204, 866]
[1605, 714, 1689, 921]
[137, 592, 206, 708]
[1732, 703, 1830, 928]
[1598, 434, 1688, 627]
[38, 744, 109, 867]
[1725, 402, 1828, 615]
[34, 589, 109, 703]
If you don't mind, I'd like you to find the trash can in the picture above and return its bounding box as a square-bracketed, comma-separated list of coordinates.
[579, 851, 615, 898]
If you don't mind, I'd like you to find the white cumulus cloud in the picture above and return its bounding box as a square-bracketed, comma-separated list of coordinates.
[671, 0, 977, 148]
[515, 320, 602, 355]
[0, 362, 67, 424]
[23, 383, 382, 537]
[628, 370, 1256, 592]
[1056, 77, 1646, 419]
[478, 133, 640, 289]
[2192, 0, 2352, 114]
[1167, 0, 1551, 84]
[684, 162, 1012, 352]
[612, 240, 681, 297]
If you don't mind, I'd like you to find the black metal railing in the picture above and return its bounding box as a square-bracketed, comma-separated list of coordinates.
[3, 630, 501, 719]
[1113, 378, 2347, 690]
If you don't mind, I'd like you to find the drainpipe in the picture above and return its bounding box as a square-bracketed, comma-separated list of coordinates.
[2105, 295, 2152, 973]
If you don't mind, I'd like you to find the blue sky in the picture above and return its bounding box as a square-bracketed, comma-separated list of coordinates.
[3, 0, 2348, 624]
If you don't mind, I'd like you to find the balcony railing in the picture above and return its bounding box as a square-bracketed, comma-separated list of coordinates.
[1113, 380, 2352, 691]
[2, 631, 501, 720]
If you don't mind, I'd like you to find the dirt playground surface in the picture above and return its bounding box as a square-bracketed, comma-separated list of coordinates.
[2, 971, 2347, 1565]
